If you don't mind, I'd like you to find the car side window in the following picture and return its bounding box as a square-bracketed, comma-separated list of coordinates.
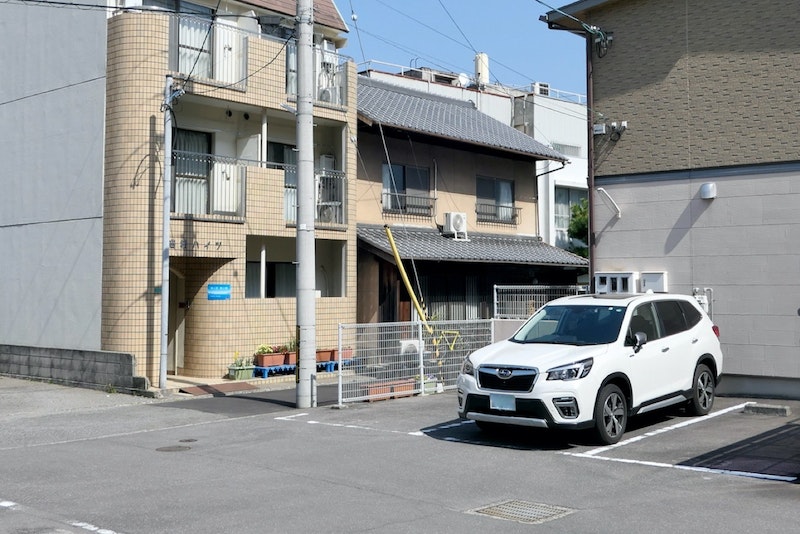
[654, 300, 687, 337]
[628, 303, 660, 343]
[678, 300, 703, 328]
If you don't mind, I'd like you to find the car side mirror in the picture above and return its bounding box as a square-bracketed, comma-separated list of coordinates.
[633, 331, 647, 352]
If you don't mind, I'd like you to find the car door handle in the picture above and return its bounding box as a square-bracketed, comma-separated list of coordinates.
[662, 347, 669, 353]
[692, 338, 699, 344]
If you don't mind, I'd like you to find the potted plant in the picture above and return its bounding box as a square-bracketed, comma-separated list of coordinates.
[253, 345, 283, 367]
[284, 338, 298, 365]
[340, 346, 354, 362]
[228, 352, 255, 380]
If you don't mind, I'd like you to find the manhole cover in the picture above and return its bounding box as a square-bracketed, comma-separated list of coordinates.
[470, 500, 575, 524]
[156, 445, 191, 452]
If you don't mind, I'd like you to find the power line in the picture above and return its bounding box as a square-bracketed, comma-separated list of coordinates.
[350, 0, 574, 91]
[437, 0, 477, 54]
[0, 76, 105, 107]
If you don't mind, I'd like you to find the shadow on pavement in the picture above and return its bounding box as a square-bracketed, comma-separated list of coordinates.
[150, 384, 340, 416]
[680, 419, 800, 483]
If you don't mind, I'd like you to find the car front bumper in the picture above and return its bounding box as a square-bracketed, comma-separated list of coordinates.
[456, 373, 597, 430]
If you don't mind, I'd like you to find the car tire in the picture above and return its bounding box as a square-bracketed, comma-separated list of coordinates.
[594, 384, 627, 445]
[687, 363, 715, 416]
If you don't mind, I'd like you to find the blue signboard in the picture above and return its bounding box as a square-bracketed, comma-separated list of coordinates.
[207, 283, 231, 300]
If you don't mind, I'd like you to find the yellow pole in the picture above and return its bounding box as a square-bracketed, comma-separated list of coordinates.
[384, 225, 433, 334]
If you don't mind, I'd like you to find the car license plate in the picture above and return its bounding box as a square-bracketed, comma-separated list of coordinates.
[490, 393, 516, 411]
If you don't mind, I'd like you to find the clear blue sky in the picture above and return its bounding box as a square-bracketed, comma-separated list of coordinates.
[339, 0, 587, 96]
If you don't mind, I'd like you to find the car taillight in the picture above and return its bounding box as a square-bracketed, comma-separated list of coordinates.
[712, 325, 720, 338]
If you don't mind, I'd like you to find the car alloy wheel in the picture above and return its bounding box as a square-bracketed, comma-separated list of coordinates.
[688, 363, 715, 416]
[595, 384, 627, 445]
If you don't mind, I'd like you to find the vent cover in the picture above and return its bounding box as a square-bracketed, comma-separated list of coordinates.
[470, 500, 575, 525]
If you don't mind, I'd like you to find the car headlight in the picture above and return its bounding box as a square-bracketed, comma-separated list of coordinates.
[546, 358, 593, 381]
[461, 354, 475, 376]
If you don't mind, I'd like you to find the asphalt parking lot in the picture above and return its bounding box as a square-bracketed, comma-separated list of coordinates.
[1, 376, 798, 533]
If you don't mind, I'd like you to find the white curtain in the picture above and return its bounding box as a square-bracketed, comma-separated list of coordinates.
[497, 179, 514, 221]
[175, 130, 210, 215]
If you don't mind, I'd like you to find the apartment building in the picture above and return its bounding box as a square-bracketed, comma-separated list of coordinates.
[1, 0, 356, 383]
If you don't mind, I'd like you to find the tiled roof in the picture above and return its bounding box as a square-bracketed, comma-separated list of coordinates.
[243, 0, 348, 32]
[358, 224, 588, 267]
[357, 76, 567, 162]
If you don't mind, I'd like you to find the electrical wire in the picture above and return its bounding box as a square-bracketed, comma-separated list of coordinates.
[179, 0, 223, 89]
[350, 0, 579, 93]
[190, 29, 296, 96]
[437, 0, 477, 55]
[532, 0, 612, 57]
[0, 76, 104, 107]
[348, 0, 367, 64]
[377, 122, 427, 317]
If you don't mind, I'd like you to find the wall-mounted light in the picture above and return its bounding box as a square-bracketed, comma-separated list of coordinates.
[700, 182, 717, 200]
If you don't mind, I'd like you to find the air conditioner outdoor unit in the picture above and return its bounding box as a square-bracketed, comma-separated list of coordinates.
[318, 86, 339, 104]
[319, 154, 335, 170]
[444, 212, 468, 239]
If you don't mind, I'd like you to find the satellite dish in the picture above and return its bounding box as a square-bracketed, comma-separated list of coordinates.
[457, 73, 469, 87]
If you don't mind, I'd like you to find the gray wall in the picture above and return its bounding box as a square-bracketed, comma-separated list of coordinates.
[580, 0, 800, 396]
[593, 164, 800, 384]
[1, 345, 149, 394]
[0, 4, 106, 349]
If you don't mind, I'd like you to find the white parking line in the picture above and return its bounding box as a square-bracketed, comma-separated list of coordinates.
[562, 402, 798, 482]
[276, 412, 427, 436]
[564, 452, 797, 482]
[1, 497, 126, 533]
[581, 402, 753, 456]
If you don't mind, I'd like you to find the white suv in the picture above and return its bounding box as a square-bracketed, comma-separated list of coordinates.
[457, 293, 723, 444]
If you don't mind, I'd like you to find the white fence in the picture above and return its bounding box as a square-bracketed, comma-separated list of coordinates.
[335, 320, 493, 403]
[493, 284, 589, 319]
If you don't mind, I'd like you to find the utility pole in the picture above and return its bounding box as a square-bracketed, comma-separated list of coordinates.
[160, 75, 183, 390]
[295, 0, 316, 408]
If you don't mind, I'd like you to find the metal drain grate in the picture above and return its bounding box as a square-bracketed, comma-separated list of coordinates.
[470, 500, 575, 525]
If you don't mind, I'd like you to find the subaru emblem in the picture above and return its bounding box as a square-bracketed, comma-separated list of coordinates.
[497, 368, 513, 379]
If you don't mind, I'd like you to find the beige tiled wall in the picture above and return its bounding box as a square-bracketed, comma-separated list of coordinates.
[104, 13, 357, 381]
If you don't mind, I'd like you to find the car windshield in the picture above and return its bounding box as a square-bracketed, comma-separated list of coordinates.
[511, 304, 627, 346]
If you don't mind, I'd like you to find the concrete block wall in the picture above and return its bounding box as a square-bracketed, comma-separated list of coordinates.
[0, 345, 149, 394]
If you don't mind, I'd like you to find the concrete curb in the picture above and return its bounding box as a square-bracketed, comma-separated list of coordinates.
[743, 403, 792, 416]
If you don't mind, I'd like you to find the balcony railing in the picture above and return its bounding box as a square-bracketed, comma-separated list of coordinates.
[284, 166, 347, 225]
[171, 15, 248, 90]
[382, 192, 435, 217]
[286, 41, 349, 106]
[173, 151, 245, 217]
[476, 202, 520, 224]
